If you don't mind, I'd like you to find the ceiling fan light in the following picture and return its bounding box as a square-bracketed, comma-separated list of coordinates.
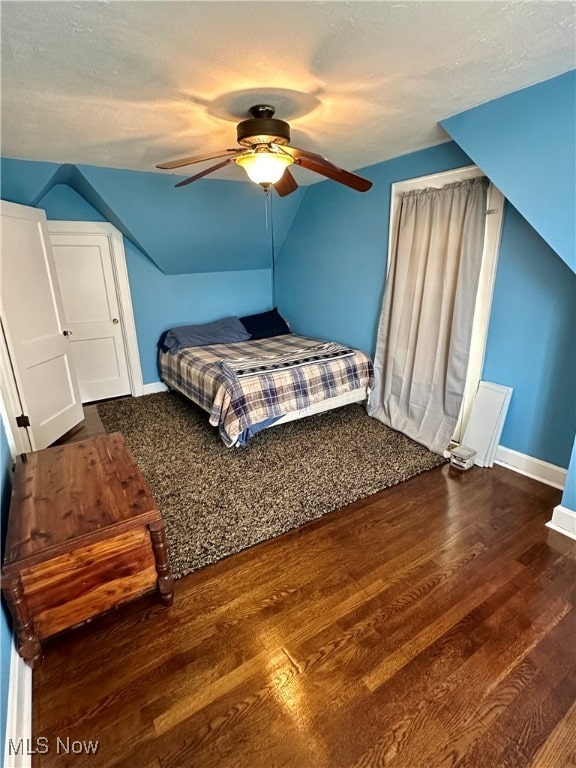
[236, 152, 293, 185]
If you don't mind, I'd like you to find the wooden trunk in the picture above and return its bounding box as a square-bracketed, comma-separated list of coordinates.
[2, 433, 173, 667]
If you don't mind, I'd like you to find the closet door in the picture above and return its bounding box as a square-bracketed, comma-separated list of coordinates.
[49, 231, 131, 402]
[0, 201, 83, 450]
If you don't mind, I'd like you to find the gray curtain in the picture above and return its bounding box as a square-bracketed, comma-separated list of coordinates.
[368, 176, 488, 455]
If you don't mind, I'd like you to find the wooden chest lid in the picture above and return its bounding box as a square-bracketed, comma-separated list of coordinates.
[2, 433, 161, 572]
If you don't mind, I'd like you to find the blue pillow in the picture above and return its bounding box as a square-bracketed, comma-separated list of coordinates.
[159, 316, 251, 352]
[239, 308, 291, 340]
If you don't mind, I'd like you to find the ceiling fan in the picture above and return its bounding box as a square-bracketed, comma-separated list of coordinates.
[156, 104, 373, 197]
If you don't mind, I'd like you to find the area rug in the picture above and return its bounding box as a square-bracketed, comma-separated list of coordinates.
[97, 392, 445, 579]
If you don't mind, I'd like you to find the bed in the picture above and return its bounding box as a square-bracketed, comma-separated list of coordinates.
[158, 314, 373, 447]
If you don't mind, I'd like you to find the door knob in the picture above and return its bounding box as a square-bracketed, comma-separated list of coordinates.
[112, 318, 119, 324]
[63, 330, 73, 336]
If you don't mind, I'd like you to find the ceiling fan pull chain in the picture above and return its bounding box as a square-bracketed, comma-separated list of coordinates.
[267, 190, 276, 307]
[264, 184, 273, 228]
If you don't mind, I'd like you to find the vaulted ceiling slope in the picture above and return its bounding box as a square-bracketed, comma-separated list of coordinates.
[442, 70, 576, 273]
[1, 1, 574, 186]
[0, 159, 306, 274]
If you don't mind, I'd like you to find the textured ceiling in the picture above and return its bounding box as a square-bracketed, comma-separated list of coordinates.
[1, 1, 574, 185]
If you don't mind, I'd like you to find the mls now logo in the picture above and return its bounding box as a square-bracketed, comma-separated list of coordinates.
[8, 739, 50, 756]
[8, 737, 100, 755]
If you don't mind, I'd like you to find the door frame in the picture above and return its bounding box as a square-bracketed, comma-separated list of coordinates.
[46, 221, 144, 399]
[387, 165, 505, 445]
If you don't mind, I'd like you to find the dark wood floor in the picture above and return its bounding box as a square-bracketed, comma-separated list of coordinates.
[53, 403, 107, 445]
[32, 449, 575, 767]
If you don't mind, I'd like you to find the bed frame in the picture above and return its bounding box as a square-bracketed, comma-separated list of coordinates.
[269, 387, 369, 429]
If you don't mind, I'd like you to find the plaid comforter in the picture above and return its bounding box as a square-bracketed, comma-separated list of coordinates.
[159, 334, 373, 447]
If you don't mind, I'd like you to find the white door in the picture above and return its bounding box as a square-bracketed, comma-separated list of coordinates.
[48, 232, 132, 402]
[0, 201, 83, 450]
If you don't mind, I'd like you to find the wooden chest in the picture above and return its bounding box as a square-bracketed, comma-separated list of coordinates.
[1, 433, 173, 667]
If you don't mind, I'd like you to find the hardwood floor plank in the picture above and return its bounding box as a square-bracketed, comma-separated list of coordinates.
[347, 601, 573, 768]
[530, 700, 576, 767]
[450, 611, 576, 768]
[360, 519, 545, 691]
[286, 545, 571, 767]
[31, 463, 574, 768]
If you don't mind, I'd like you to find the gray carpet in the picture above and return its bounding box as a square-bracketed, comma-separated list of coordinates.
[97, 392, 445, 579]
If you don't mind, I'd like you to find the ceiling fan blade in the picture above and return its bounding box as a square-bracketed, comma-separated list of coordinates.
[175, 158, 234, 187]
[274, 168, 299, 197]
[157, 149, 242, 170]
[280, 145, 373, 192]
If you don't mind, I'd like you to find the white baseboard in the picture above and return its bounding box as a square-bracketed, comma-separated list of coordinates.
[140, 382, 168, 396]
[4, 638, 32, 768]
[546, 505, 576, 541]
[494, 445, 567, 490]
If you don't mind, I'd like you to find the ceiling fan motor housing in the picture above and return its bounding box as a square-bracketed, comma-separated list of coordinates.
[237, 105, 290, 147]
[156, 102, 373, 194]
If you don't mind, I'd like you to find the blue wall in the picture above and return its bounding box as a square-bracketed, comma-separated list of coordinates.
[0, 157, 60, 204]
[1, 420, 13, 758]
[124, 241, 272, 382]
[441, 70, 576, 273]
[276, 142, 575, 468]
[40, 183, 107, 222]
[482, 206, 575, 466]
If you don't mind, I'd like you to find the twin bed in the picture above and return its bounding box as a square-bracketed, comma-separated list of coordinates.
[159, 310, 374, 447]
